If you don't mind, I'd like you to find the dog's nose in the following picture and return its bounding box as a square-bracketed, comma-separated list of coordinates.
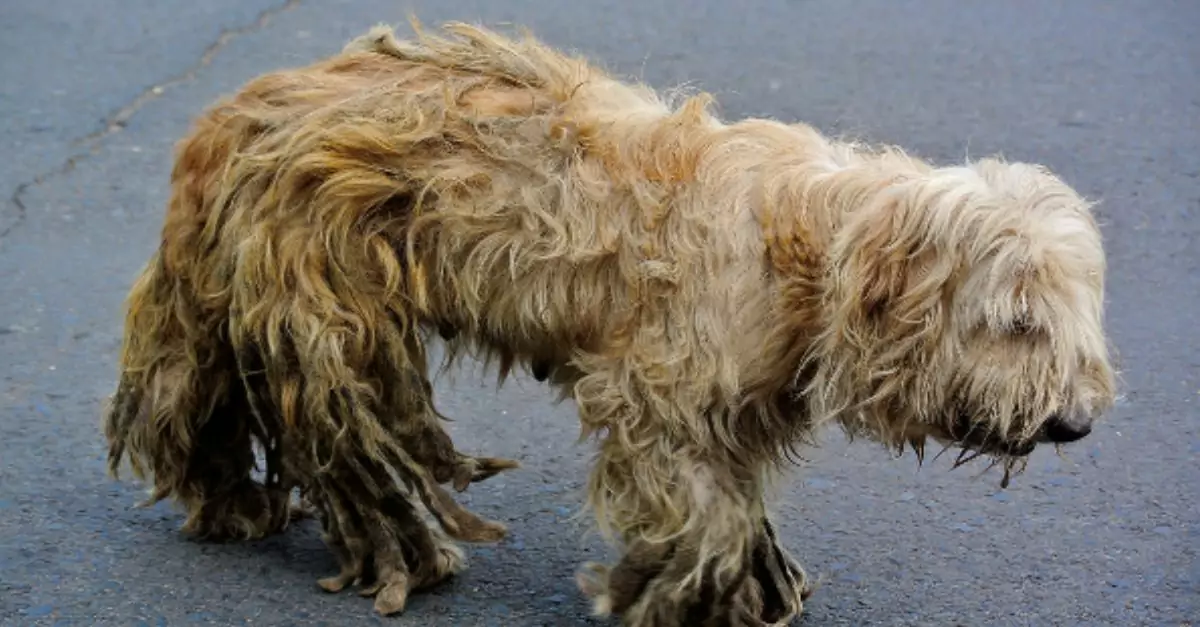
[1042, 413, 1093, 443]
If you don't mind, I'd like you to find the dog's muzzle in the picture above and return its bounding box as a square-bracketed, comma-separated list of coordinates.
[950, 411, 1036, 456]
[1039, 412, 1093, 444]
[950, 409, 1093, 457]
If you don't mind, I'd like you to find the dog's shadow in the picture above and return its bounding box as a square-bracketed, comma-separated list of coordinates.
[105, 499, 822, 626]
[110, 488, 617, 623]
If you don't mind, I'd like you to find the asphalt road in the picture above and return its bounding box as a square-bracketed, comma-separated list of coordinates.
[1, 1, 1197, 625]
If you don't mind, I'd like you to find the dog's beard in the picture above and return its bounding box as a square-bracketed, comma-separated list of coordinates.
[912, 409, 1040, 489]
[948, 409, 1039, 457]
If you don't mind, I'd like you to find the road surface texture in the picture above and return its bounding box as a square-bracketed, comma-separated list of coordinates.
[1, 1, 1197, 625]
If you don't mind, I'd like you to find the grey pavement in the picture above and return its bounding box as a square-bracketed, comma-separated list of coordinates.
[1, 1, 1197, 625]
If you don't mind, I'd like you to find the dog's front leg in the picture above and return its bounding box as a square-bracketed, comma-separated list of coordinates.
[574, 430, 810, 626]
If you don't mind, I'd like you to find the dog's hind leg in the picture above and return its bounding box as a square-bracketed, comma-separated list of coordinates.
[345, 320, 515, 542]
[129, 362, 294, 541]
[242, 296, 508, 615]
[105, 258, 294, 541]
[311, 466, 469, 616]
[300, 423, 495, 616]
[176, 383, 294, 540]
[385, 332, 520, 492]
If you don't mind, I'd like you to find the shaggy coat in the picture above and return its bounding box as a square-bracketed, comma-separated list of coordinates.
[104, 21, 1116, 626]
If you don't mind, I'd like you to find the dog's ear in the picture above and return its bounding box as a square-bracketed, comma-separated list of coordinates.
[833, 193, 927, 321]
[828, 183, 959, 335]
[851, 202, 913, 318]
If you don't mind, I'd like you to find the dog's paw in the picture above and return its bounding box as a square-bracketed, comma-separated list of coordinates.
[576, 519, 810, 626]
[317, 571, 357, 594]
[372, 582, 409, 616]
[751, 518, 812, 624]
[451, 455, 521, 492]
[358, 573, 411, 616]
[316, 534, 366, 594]
[575, 539, 673, 619]
[420, 478, 509, 543]
[356, 527, 465, 616]
[575, 561, 617, 617]
[357, 557, 413, 616]
[288, 496, 317, 522]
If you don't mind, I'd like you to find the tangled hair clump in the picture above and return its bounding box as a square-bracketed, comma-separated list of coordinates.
[103, 19, 1115, 625]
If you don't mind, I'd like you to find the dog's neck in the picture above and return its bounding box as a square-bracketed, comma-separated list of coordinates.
[743, 128, 934, 400]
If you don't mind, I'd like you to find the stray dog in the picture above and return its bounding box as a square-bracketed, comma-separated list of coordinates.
[104, 20, 1116, 625]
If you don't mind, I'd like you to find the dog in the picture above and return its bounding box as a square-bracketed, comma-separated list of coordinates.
[103, 20, 1116, 626]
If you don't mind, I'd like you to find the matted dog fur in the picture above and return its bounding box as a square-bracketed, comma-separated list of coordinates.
[103, 20, 1116, 626]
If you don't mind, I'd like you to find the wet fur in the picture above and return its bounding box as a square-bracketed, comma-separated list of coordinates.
[103, 20, 1116, 625]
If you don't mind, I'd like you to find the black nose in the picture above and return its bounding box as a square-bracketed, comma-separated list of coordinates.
[1042, 413, 1093, 443]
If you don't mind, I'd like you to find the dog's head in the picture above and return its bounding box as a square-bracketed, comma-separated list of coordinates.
[808, 157, 1116, 477]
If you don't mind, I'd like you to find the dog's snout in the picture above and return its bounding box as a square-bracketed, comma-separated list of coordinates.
[1042, 413, 1093, 443]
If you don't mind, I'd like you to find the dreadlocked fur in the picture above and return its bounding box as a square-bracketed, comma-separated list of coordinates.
[103, 19, 1116, 626]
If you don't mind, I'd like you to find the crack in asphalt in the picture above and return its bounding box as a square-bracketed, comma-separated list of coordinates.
[0, 0, 301, 246]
